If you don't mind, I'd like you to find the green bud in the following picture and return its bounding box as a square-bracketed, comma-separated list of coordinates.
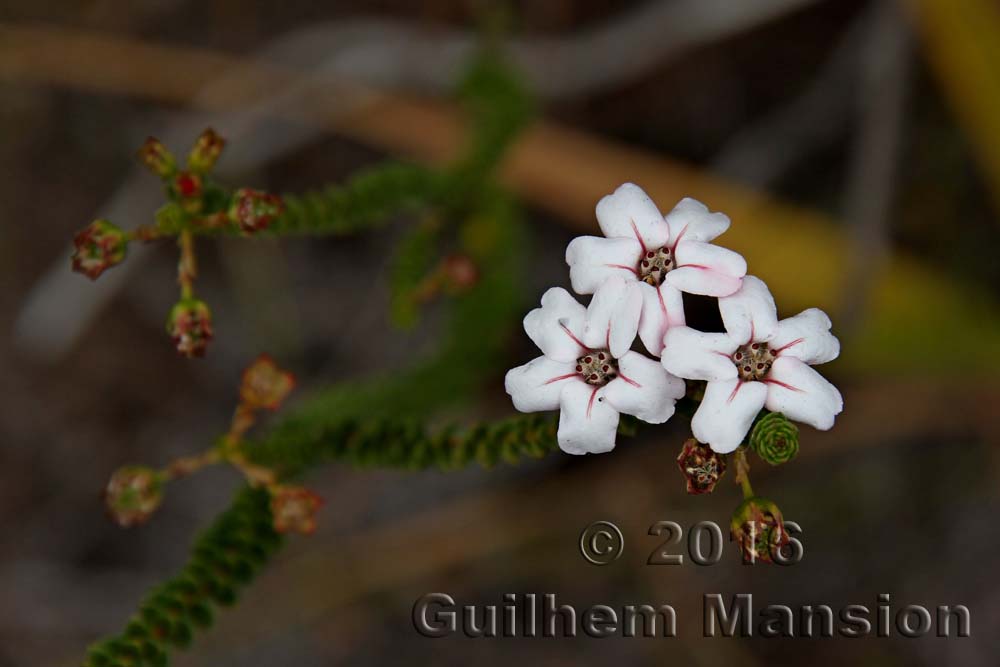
[730, 496, 788, 564]
[71, 219, 128, 280]
[749, 412, 799, 465]
[228, 188, 283, 233]
[104, 465, 164, 528]
[187, 128, 225, 174]
[138, 137, 176, 178]
[166, 299, 213, 358]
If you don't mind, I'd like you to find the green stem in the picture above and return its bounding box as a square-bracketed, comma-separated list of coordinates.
[735, 448, 754, 499]
[178, 230, 196, 299]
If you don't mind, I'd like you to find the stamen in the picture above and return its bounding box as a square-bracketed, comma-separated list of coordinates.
[577, 348, 620, 387]
[733, 341, 776, 382]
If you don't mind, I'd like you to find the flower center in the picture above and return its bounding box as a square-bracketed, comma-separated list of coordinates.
[576, 350, 618, 386]
[733, 342, 775, 382]
[637, 247, 674, 286]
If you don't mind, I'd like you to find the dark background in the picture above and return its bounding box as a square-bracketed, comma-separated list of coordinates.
[1, 1, 998, 665]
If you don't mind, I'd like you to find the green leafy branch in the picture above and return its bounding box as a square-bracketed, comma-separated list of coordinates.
[82, 48, 540, 666]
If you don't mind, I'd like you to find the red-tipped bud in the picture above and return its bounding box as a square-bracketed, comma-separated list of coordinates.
[441, 253, 479, 293]
[227, 188, 283, 233]
[187, 128, 225, 173]
[173, 171, 203, 199]
[138, 137, 176, 178]
[71, 219, 128, 280]
[240, 354, 296, 411]
[676, 438, 726, 495]
[104, 465, 164, 528]
[166, 298, 213, 358]
[730, 497, 789, 564]
[271, 487, 323, 535]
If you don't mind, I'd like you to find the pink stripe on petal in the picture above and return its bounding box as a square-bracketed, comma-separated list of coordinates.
[671, 224, 688, 253]
[586, 386, 600, 418]
[772, 337, 805, 355]
[618, 373, 641, 388]
[544, 373, 578, 385]
[605, 263, 639, 276]
[764, 378, 802, 392]
[727, 380, 744, 404]
[630, 218, 648, 253]
[560, 321, 589, 351]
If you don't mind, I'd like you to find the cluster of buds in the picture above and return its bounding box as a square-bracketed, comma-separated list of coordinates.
[676, 438, 726, 494]
[104, 465, 165, 527]
[730, 497, 789, 564]
[101, 354, 321, 537]
[73, 129, 286, 358]
[270, 486, 323, 535]
[232, 355, 319, 534]
[167, 298, 213, 358]
[749, 412, 799, 465]
[71, 219, 128, 280]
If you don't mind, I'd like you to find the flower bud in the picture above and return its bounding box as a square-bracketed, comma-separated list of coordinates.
[270, 487, 323, 535]
[676, 438, 726, 494]
[71, 219, 128, 280]
[730, 497, 789, 564]
[138, 137, 176, 178]
[750, 412, 799, 465]
[441, 253, 479, 293]
[187, 128, 225, 173]
[173, 171, 203, 199]
[104, 465, 164, 527]
[240, 354, 295, 411]
[227, 188, 283, 233]
[166, 299, 213, 358]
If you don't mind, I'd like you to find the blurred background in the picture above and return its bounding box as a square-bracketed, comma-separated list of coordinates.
[2, 0, 999, 665]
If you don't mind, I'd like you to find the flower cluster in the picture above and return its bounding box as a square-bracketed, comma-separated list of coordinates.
[71, 129, 285, 358]
[506, 183, 842, 541]
[100, 354, 321, 536]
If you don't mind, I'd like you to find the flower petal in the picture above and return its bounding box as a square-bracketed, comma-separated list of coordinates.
[637, 281, 686, 356]
[557, 381, 620, 455]
[523, 287, 588, 363]
[674, 240, 746, 281]
[764, 356, 843, 430]
[603, 351, 685, 424]
[718, 275, 778, 344]
[771, 308, 840, 365]
[505, 356, 578, 413]
[691, 379, 768, 453]
[664, 197, 731, 244]
[596, 183, 670, 250]
[661, 326, 738, 382]
[666, 266, 743, 298]
[566, 235, 643, 294]
[582, 277, 642, 358]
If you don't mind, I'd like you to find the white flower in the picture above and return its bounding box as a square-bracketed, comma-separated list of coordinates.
[660, 276, 843, 453]
[566, 183, 747, 356]
[505, 277, 686, 455]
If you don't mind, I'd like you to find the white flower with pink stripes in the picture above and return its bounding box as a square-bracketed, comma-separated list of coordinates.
[505, 277, 686, 455]
[660, 276, 843, 453]
[565, 183, 747, 356]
